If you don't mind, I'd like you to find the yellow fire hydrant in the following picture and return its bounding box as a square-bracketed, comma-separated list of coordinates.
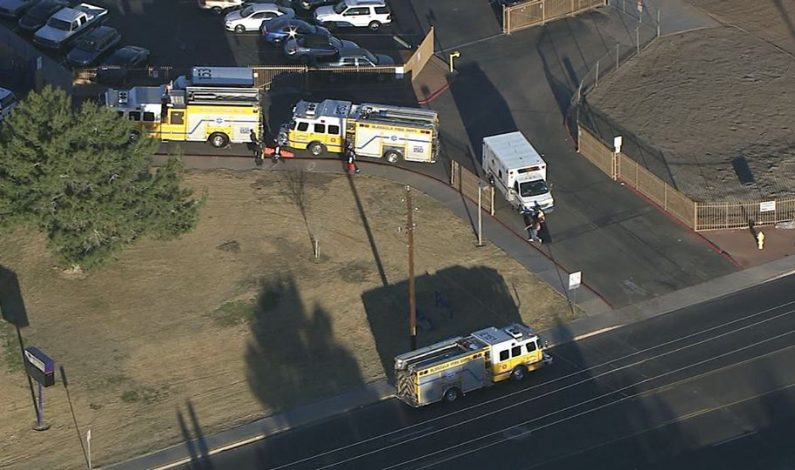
[757, 231, 765, 250]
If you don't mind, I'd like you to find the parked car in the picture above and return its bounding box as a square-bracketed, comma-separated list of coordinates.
[33, 3, 108, 50]
[224, 3, 293, 33]
[65, 25, 120, 67]
[261, 17, 327, 45]
[0, 0, 41, 19]
[315, 47, 395, 80]
[197, 0, 289, 15]
[17, 0, 76, 33]
[294, 0, 335, 11]
[313, 0, 391, 31]
[0, 87, 18, 122]
[94, 45, 150, 85]
[283, 34, 356, 64]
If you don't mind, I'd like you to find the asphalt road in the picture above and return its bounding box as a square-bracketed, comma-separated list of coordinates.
[178, 273, 795, 469]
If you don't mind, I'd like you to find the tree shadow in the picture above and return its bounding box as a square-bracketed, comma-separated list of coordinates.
[0, 264, 29, 328]
[361, 265, 525, 381]
[447, 62, 518, 170]
[245, 275, 367, 415]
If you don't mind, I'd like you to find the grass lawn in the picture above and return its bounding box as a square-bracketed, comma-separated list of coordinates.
[0, 170, 577, 469]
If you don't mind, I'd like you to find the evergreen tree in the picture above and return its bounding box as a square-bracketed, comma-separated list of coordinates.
[0, 86, 200, 269]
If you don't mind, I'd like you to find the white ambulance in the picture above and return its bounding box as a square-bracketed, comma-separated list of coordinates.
[483, 131, 554, 212]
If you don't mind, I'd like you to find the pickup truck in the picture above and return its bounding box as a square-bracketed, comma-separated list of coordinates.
[33, 3, 107, 49]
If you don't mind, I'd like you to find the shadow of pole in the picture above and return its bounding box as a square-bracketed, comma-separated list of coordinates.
[345, 169, 388, 287]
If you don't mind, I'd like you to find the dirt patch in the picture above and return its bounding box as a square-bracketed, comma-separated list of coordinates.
[0, 170, 574, 469]
[688, 0, 795, 56]
[587, 26, 795, 201]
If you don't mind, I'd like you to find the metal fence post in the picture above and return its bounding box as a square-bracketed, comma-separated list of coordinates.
[595, 60, 599, 88]
[636, 27, 640, 55]
[657, 9, 661, 37]
[616, 44, 620, 70]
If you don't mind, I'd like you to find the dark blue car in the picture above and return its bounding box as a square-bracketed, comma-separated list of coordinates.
[65, 26, 121, 67]
[261, 17, 327, 45]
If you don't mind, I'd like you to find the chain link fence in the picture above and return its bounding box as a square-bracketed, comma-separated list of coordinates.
[502, 0, 608, 34]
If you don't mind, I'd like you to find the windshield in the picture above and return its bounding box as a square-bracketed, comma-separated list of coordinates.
[240, 6, 253, 16]
[0, 93, 15, 109]
[46, 17, 71, 31]
[329, 37, 341, 48]
[364, 50, 377, 64]
[333, 2, 346, 14]
[519, 180, 549, 198]
[75, 38, 99, 51]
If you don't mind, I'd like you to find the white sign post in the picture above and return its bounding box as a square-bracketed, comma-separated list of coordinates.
[87, 429, 92, 470]
[613, 136, 623, 154]
[568, 271, 582, 309]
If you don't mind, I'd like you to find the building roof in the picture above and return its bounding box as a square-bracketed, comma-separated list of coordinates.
[483, 131, 544, 168]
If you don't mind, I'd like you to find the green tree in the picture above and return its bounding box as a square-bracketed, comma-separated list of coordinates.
[0, 86, 200, 269]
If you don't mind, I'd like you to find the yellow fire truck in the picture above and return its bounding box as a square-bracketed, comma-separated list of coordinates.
[394, 323, 552, 407]
[103, 83, 262, 148]
[278, 99, 439, 163]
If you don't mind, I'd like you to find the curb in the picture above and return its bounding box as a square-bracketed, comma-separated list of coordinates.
[417, 81, 451, 105]
[104, 380, 395, 470]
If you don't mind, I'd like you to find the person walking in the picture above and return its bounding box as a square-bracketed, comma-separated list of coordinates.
[523, 210, 541, 243]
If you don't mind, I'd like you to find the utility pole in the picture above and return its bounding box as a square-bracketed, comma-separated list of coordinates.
[406, 185, 417, 350]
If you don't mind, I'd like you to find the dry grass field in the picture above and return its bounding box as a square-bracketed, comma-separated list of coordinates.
[0, 170, 575, 469]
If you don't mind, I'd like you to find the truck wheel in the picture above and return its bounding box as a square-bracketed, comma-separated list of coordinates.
[308, 141, 326, 156]
[368, 21, 381, 31]
[511, 365, 527, 381]
[443, 387, 460, 403]
[384, 150, 401, 164]
[209, 132, 229, 148]
[234, 24, 246, 33]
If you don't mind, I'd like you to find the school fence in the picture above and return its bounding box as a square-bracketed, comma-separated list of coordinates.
[503, 0, 607, 34]
[576, 124, 795, 231]
[450, 161, 496, 216]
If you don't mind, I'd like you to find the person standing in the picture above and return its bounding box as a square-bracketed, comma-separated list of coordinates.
[250, 129, 262, 164]
[346, 146, 360, 174]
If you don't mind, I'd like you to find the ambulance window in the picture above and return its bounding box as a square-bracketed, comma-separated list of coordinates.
[170, 111, 184, 125]
[499, 350, 509, 361]
[128, 111, 141, 121]
[498, 170, 502, 178]
[143, 112, 156, 122]
[511, 346, 522, 358]
[314, 123, 326, 133]
[328, 124, 340, 135]
[290, 120, 297, 130]
[297, 122, 309, 132]
[526, 341, 537, 353]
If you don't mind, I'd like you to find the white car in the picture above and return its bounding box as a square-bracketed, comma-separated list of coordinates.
[224, 3, 293, 33]
[0, 87, 18, 122]
[313, 0, 391, 31]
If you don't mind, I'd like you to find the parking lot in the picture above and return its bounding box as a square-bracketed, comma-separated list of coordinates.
[0, 0, 420, 70]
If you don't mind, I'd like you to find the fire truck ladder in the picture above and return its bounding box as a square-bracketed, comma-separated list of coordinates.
[181, 86, 261, 106]
[360, 104, 438, 127]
